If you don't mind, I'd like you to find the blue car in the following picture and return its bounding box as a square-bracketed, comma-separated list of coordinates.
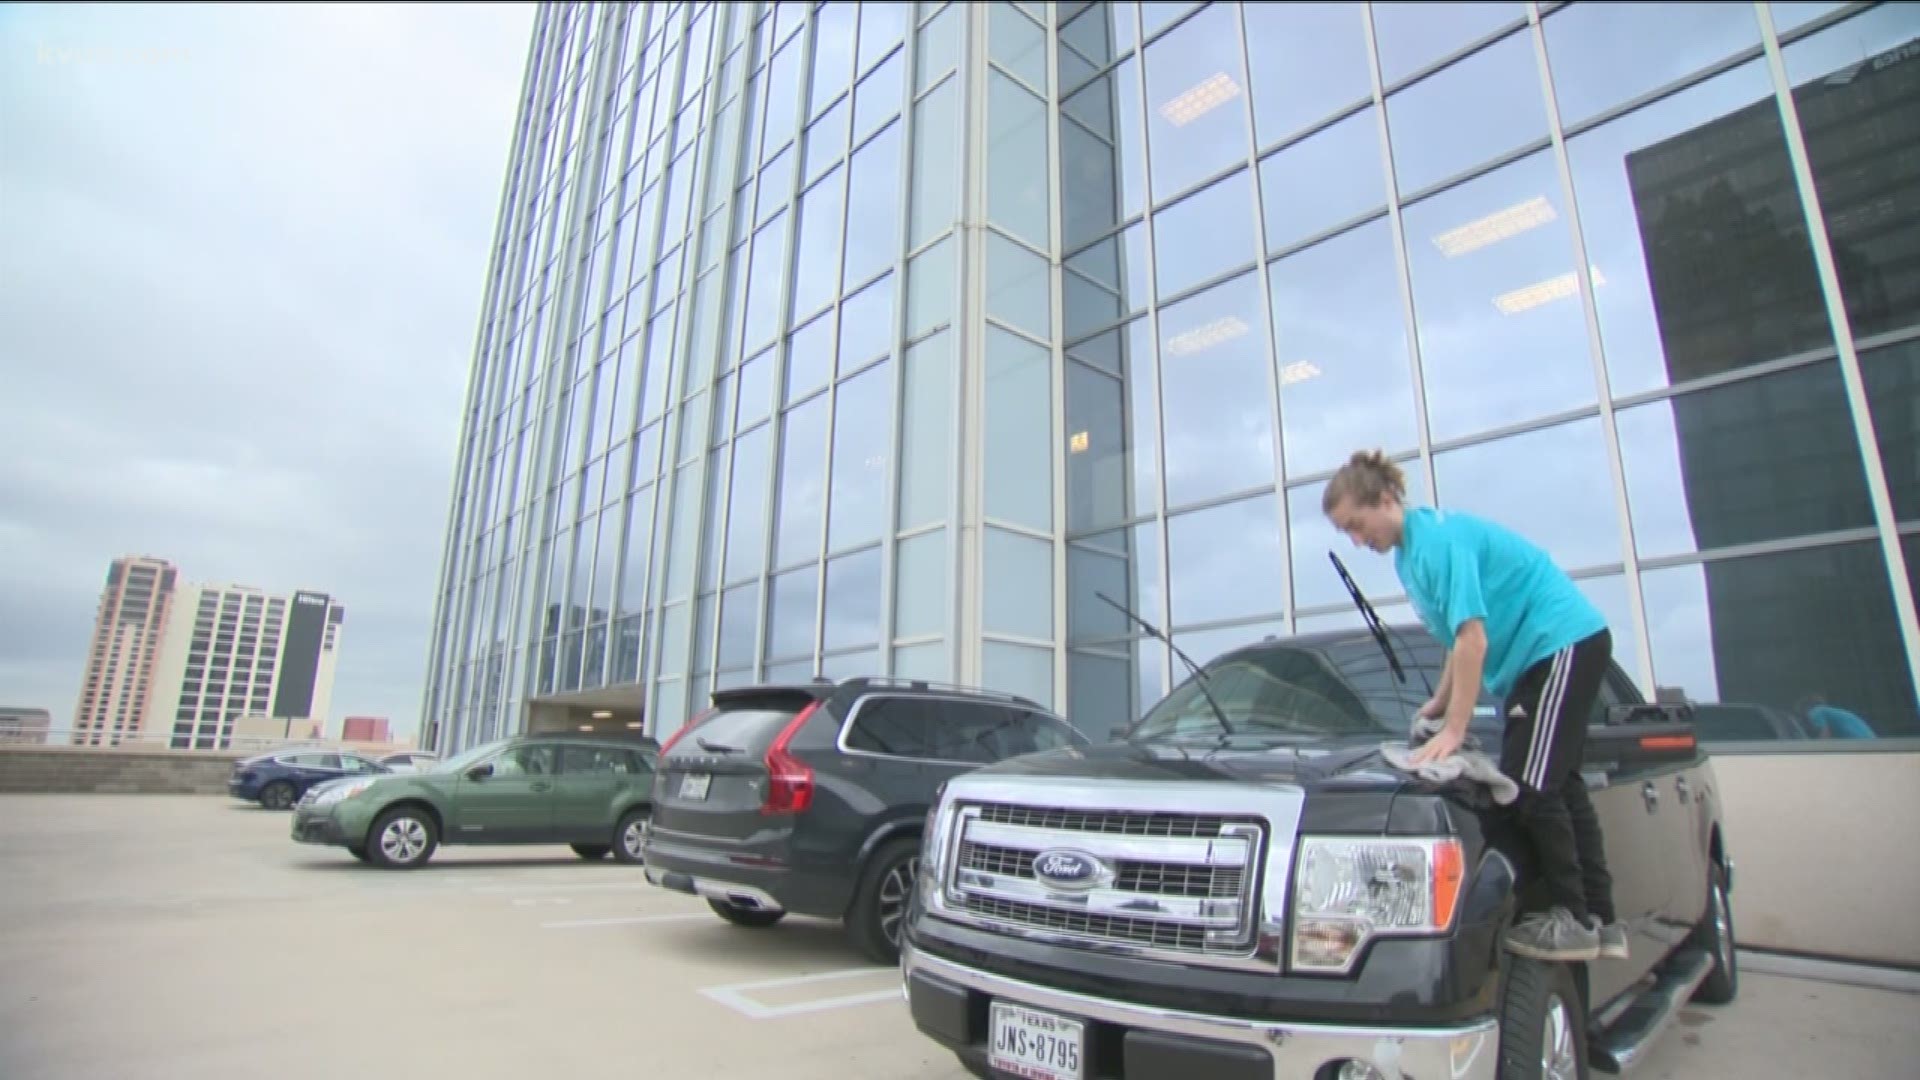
[229, 749, 390, 810]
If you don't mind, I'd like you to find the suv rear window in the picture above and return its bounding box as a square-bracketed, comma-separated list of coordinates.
[674, 693, 817, 755]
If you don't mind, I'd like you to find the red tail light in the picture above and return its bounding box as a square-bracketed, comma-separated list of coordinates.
[659, 708, 713, 757]
[761, 702, 819, 816]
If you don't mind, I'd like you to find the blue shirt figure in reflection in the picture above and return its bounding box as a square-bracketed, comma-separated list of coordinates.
[1322, 449, 1625, 964]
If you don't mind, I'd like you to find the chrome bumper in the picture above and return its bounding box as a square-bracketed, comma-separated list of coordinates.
[902, 940, 1500, 1080]
[641, 865, 785, 914]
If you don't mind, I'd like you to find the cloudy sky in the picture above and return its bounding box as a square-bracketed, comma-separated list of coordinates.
[1, 3, 536, 739]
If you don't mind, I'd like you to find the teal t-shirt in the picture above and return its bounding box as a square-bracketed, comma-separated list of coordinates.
[1394, 507, 1607, 700]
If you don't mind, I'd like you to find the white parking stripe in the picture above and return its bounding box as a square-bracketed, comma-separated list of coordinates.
[473, 881, 651, 894]
[697, 967, 901, 1020]
[541, 913, 712, 929]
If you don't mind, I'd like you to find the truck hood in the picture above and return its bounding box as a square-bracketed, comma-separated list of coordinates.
[978, 737, 1408, 793]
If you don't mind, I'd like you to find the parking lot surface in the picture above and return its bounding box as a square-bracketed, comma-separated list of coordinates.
[1, 794, 1914, 1080]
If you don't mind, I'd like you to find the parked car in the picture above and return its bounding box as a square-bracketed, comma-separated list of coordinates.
[230, 748, 389, 810]
[289, 731, 658, 869]
[377, 750, 439, 773]
[902, 595, 1736, 1079]
[640, 677, 1088, 964]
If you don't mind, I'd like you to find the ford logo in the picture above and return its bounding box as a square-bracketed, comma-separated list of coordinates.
[1032, 848, 1111, 891]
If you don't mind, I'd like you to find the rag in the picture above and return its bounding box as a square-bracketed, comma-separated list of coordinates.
[1378, 713, 1520, 806]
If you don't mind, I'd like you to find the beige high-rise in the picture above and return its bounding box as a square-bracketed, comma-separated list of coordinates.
[72, 556, 179, 746]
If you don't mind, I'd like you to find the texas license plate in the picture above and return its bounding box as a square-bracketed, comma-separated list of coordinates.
[679, 773, 711, 800]
[988, 1002, 1084, 1080]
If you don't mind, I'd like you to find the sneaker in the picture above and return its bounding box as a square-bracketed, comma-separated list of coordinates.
[1504, 906, 1600, 962]
[1589, 916, 1630, 960]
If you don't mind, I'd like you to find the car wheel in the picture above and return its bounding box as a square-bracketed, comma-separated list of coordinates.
[708, 898, 786, 928]
[1497, 957, 1588, 1080]
[571, 843, 611, 860]
[611, 807, 650, 864]
[847, 837, 919, 966]
[367, 807, 438, 870]
[259, 782, 296, 811]
[1689, 862, 1738, 1005]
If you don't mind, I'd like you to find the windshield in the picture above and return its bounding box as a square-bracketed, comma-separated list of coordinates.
[433, 738, 513, 774]
[1127, 636, 1492, 744]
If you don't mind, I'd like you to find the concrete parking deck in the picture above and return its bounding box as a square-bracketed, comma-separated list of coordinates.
[0, 794, 1914, 1080]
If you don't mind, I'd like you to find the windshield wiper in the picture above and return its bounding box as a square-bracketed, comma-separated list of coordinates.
[1096, 592, 1235, 738]
[1326, 552, 1434, 699]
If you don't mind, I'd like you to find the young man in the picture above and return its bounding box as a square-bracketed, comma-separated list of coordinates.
[1323, 450, 1626, 962]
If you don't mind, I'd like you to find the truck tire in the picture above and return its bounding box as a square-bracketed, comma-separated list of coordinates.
[1688, 862, 1738, 1005]
[1497, 957, 1588, 1080]
[846, 837, 920, 965]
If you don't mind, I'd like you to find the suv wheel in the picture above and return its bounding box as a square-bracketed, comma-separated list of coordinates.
[709, 898, 785, 928]
[1497, 957, 1588, 1080]
[367, 807, 438, 870]
[847, 837, 919, 965]
[259, 782, 295, 810]
[611, 807, 650, 864]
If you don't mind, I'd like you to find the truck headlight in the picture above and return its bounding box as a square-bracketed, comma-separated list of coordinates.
[1290, 837, 1464, 974]
[920, 800, 956, 906]
[311, 779, 379, 809]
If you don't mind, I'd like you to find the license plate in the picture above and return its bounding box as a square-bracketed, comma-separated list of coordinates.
[679, 773, 711, 800]
[989, 1002, 1084, 1080]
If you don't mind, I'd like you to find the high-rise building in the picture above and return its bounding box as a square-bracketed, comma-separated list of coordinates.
[73, 555, 178, 746]
[147, 584, 346, 750]
[421, 2, 1918, 756]
[0, 707, 53, 745]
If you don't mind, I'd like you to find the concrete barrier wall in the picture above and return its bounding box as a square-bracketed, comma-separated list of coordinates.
[0, 747, 243, 795]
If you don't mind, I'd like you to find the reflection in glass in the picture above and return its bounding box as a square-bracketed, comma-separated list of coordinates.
[1259, 107, 1388, 254]
[1068, 524, 1162, 643]
[766, 566, 818, 660]
[985, 233, 1051, 338]
[1288, 465, 1429, 612]
[718, 580, 761, 670]
[907, 235, 955, 338]
[1270, 218, 1419, 478]
[1862, 340, 1919, 522]
[1565, 60, 1830, 397]
[1435, 416, 1622, 571]
[742, 212, 790, 352]
[736, 350, 773, 431]
[843, 124, 903, 293]
[984, 528, 1053, 640]
[1171, 618, 1287, 670]
[854, 51, 903, 143]
[1064, 223, 1150, 340]
[785, 312, 835, 404]
[789, 166, 847, 322]
[724, 425, 770, 582]
[1403, 150, 1594, 442]
[894, 640, 951, 682]
[1061, 58, 1149, 248]
[1243, 3, 1371, 148]
[1154, 169, 1256, 299]
[983, 640, 1055, 710]
[838, 273, 895, 374]
[911, 78, 961, 246]
[1142, 2, 1250, 200]
[985, 327, 1054, 532]
[894, 528, 949, 640]
[988, 69, 1052, 249]
[822, 648, 881, 681]
[1371, 2, 1525, 86]
[828, 359, 894, 551]
[857, 0, 907, 74]
[1069, 649, 1143, 742]
[1542, 2, 1761, 128]
[1066, 319, 1159, 534]
[773, 395, 829, 568]
[898, 330, 953, 530]
[1386, 28, 1547, 196]
[1157, 273, 1277, 508]
[1167, 493, 1285, 627]
[810, 2, 858, 117]
[1616, 360, 1876, 560]
[1642, 543, 1917, 741]
[823, 546, 884, 650]
[1786, 7, 1920, 342]
[990, 3, 1049, 90]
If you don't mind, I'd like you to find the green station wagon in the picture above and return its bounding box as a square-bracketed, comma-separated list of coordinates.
[290, 732, 659, 869]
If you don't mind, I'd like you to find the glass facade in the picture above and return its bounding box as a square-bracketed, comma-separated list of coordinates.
[423, 1, 1920, 756]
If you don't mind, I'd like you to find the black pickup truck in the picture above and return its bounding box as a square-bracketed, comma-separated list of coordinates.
[901, 589, 1736, 1079]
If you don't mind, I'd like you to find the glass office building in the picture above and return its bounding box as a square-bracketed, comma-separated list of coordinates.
[421, 1, 1919, 756]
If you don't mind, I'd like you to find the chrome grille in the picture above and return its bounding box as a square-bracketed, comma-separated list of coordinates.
[977, 803, 1233, 838]
[961, 896, 1211, 952]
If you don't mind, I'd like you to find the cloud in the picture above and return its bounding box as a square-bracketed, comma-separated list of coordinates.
[0, 3, 536, 738]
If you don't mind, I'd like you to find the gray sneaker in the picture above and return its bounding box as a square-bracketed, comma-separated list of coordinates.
[1504, 906, 1601, 962]
[1590, 917, 1630, 960]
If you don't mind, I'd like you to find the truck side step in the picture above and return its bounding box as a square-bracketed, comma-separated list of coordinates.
[1588, 947, 1714, 1074]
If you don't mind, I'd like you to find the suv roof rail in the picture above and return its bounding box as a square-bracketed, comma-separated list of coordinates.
[834, 676, 1048, 712]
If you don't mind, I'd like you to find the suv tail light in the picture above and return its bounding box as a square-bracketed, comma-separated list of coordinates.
[659, 708, 713, 757]
[761, 702, 820, 816]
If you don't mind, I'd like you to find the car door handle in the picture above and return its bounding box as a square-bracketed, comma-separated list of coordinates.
[1675, 776, 1691, 803]
[1642, 781, 1659, 810]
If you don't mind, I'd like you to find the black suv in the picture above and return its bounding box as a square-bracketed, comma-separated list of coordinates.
[640, 677, 1087, 963]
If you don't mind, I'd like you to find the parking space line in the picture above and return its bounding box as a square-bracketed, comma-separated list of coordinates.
[540, 913, 712, 929]
[698, 967, 902, 1020]
[472, 881, 651, 894]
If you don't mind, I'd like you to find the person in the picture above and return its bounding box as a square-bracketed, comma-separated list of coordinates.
[1793, 694, 1875, 739]
[1323, 450, 1625, 963]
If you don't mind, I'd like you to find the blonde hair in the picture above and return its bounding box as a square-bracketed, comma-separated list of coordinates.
[1322, 450, 1407, 513]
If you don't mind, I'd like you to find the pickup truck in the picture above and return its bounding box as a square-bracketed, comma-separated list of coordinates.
[901, 591, 1736, 1080]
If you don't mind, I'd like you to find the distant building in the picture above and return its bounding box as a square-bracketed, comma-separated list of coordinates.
[0, 707, 52, 745]
[148, 584, 346, 750]
[341, 716, 390, 743]
[73, 556, 178, 746]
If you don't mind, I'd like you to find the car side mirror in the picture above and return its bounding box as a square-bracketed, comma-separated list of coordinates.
[466, 762, 494, 781]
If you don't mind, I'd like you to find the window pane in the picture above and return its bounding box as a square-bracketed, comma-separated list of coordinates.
[1863, 339, 1919, 522]
[1243, 2, 1372, 147]
[907, 235, 956, 337]
[1643, 543, 1918, 742]
[985, 233, 1051, 338]
[785, 310, 834, 404]
[724, 425, 770, 580]
[1617, 360, 1877, 559]
[1065, 320, 1159, 532]
[898, 330, 953, 530]
[1786, 6, 1920, 342]
[990, 3, 1048, 90]
[916, 2, 961, 92]
[1158, 272, 1276, 507]
[823, 547, 884, 650]
[1061, 2, 1135, 86]
[692, 592, 716, 675]
[718, 580, 760, 669]
[984, 527, 1053, 640]
[1386, 28, 1546, 195]
[855, 52, 904, 142]
[1061, 57, 1149, 249]
[829, 359, 895, 551]
[838, 274, 896, 374]
[985, 326, 1053, 532]
[1259, 107, 1388, 254]
[1069, 647, 1160, 741]
[844, 122, 902, 289]
[1543, 2, 1762, 129]
[821, 648, 880, 681]
[1064, 222, 1150, 339]
[1371, 2, 1527, 86]
[911, 77, 962, 247]
[790, 166, 847, 322]
[763, 38, 804, 158]
[1067, 524, 1162, 644]
[660, 600, 691, 675]
[765, 658, 813, 684]
[1170, 618, 1287, 670]
[766, 565, 818, 660]
[1142, 2, 1250, 201]
[1167, 493, 1284, 626]
[894, 528, 949, 640]
[1565, 59, 1829, 398]
[742, 211, 790, 351]
[988, 69, 1052, 248]
[983, 640, 1055, 710]
[893, 640, 950, 682]
[737, 350, 773, 430]
[1288, 465, 1432, 612]
[1270, 218, 1419, 478]
[1403, 150, 1595, 442]
[810, 2, 858, 116]
[1154, 168, 1256, 299]
[1434, 416, 1623, 571]
[773, 395, 829, 567]
[858, 0, 908, 74]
